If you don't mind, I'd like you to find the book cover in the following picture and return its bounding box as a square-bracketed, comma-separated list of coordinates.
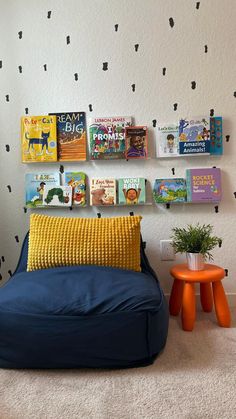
[210, 117, 223, 155]
[64, 172, 86, 206]
[179, 117, 210, 155]
[50, 112, 86, 161]
[25, 173, 60, 208]
[43, 186, 72, 207]
[125, 126, 148, 159]
[89, 116, 132, 160]
[118, 178, 146, 205]
[21, 115, 57, 162]
[90, 178, 116, 205]
[186, 168, 222, 203]
[153, 178, 187, 203]
[157, 124, 179, 157]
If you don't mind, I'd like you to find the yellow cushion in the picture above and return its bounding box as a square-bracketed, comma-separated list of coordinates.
[27, 214, 142, 272]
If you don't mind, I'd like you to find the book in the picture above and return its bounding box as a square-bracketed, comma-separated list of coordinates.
[157, 124, 179, 157]
[21, 115, 57, 162]
[210, 117, 223, 155]
[186, 168, 222, 203]
[64, 172, 86, 206]
[43, 186, 72, 207]
[125, 126, 148, 159]
[118, 178, 146, 205]
[90, 178, 116, 205]
[89, 116, 132, 160]
[50, 112, 86, 161]
[153, 178, 187, 203]
[25, 173, 60, 208]
[179, 117, 210, 155]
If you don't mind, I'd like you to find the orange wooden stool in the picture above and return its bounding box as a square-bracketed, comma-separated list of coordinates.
[169, 264, 231, 331]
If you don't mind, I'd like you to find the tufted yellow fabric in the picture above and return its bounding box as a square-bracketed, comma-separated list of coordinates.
[27, 214, 142, 272]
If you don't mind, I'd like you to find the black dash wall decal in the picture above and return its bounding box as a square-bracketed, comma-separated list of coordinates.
[18, 65, 22, 73]
[196, 2, 200, 9]
[233, 192, 236, 198]
[169, 17, 174, 28]
[89, 104, 93, 112]
[234, 92, 236, 98]
[218, 239, 222, 248]
[0, 274, 2, 281]
[18, 31, 23, 39]
[166, 203, 170, 209]
[60, 165, 64, 174]
[134, 44, 139, 52]
[162, 68, 166, 75]
[43, 64, 47, 71]
[6, 95, 9, 102]
[7, 185, 12, 193]
[114, 24, 119, 32]
[103, 62, 108, 71]
[225, 269, 228, 277]
[97, 213, 102, 218]
[8, 270, 12, 277]
[191, 81, 196, 89]
[226, 135, 230, 142]
[0, 60, 2, 69]
[47, 11, 52, 18]
[171, 168, 175, 175]
[173, 103, 178, 111]
[152, 119, 157, 127]
[2, 256, 5, 262]
[25, 107, 29, 114]
[66, 36, 70, 44]
[214, 205, 219, 213]
[69, 206, 73, 211]
[204, 45, 208, 53]
[74, 73, 78, 81]
[23, 207, 27, 213]
[210, 109, 214, 116]
[5, 145, 10, 152]
[15, 235, 19, 243]
[129, 212, 134, 216]
[131, 84, 136, 92]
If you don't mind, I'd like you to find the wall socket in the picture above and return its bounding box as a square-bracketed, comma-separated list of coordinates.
[160, 240, 175, 261]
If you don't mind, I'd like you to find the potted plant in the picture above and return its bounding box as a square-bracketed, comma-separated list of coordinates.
[171, 223, 222, 271]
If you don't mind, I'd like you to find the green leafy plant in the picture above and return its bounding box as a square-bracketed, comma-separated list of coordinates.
[171, 223, 222, 260]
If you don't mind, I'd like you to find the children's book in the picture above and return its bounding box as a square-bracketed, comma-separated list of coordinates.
[50, 112, 86, 161]
[153, 178, 187, 203]
[210, 117, 223, 155]
[125, 126, 148, 159]
[186, 168, 222, 203]
[25, 173, 60, 208]
[64, 172, 86, 206]
[157, 124, 179, 157]
[21, 115, 57, 162]
[89, 116, 132, 160]
[118, 178, 146, 205]
[178, 117, 210, 155]
[43, 186, 72, 207]
[90, 178, 116, 205]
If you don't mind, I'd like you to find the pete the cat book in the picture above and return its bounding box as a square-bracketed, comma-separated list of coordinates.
[90, 178, 116, 206]
[178, 116, 210, 155]
[125, 126, 148, 159]
[157, 124, 179, 157]
[118, 178, 146, 205]
[89, 116, 132, 160]
[43, 186, 72, 207]
[25, 173, 60, 208]
[153, 178, 187, 203]
[21, 115, 57, 162]
[186, 168, 222, 203]
[50, 112, 86, 161]
[64, 172, 86, 206]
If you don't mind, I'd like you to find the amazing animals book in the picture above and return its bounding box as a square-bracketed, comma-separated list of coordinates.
[178, 117, 210, 155]
[21, 116, 57, 162]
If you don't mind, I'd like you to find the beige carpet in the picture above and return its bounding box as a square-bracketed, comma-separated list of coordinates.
[1, 313, 236, 419]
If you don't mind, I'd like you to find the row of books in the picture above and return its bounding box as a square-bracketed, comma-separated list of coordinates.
[21, 114, 223, 163]
[153, 168, 222, 204]
[25, 168, 221, 208]
[25, 173, 146, 208]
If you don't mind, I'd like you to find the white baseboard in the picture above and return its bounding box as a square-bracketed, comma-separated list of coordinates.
[165, 293, 236, 309]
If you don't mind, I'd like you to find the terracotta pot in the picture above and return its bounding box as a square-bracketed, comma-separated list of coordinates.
[186, 253, 205, 271]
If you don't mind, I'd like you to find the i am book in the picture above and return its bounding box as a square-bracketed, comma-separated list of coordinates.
[21, 116, 57, 162]
[64, 172, 86, 206]
[118, 178, 146, 205]
[89, 116, 132, 160]
[153, 178, 187, 203]
[186, 168, 222, 203]
[125, 126, 148, 159]
[90, 178, 116, 205]
[25, 173, 60, 208]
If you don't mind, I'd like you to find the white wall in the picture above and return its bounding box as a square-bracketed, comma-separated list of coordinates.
[0, 0, 236, 297]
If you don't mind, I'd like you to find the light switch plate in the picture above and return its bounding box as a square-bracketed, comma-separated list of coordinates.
[160, 240, 175, 261]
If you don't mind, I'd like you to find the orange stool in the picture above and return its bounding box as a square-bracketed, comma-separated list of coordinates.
[169, 264, 231, 331]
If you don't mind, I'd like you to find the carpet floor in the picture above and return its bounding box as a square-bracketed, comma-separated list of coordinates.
[1, 313, 236, 419]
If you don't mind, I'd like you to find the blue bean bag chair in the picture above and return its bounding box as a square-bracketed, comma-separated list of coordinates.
[0, 234, 169, 368]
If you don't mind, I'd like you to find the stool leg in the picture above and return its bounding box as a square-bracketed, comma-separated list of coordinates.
[212, 281, 231, 327]
[169, 279, 184, 316]
[182, 282, 196, 331]
[200, 282, 213, 312]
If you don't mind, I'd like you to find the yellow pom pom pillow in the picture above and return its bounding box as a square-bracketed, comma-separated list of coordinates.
[27, 214, 142, 272]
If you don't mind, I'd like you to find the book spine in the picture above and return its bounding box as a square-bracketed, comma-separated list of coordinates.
[186, 170, 192, 202]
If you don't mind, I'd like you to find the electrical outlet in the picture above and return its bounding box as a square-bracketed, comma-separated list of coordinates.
[160, 240, 175, 261]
